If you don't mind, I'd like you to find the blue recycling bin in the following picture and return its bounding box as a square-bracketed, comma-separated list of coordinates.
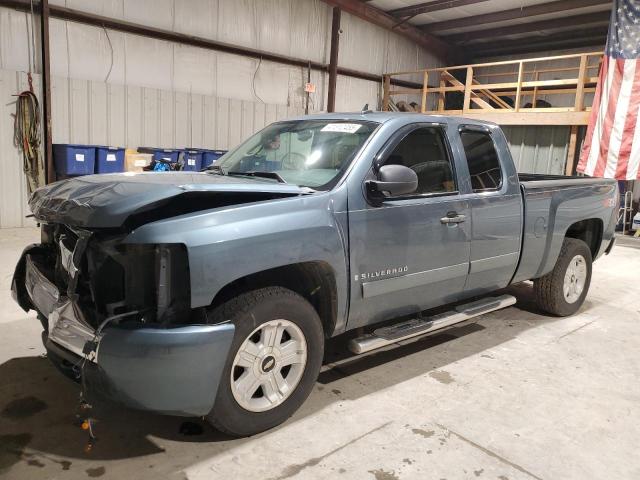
[182, 150, 203, 171]
[95, 146, 125, 174]
[201, 150, 228, 168]
[53, 144, 96, 176]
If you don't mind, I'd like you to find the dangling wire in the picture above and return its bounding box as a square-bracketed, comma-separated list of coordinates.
[14, 1, 44, 194]
[14, 91, 44, 194]
[103, 26, 114, 83]
[252, 56, 265, 104]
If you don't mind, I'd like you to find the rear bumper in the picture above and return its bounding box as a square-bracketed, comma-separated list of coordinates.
[12, 245, 234, 417]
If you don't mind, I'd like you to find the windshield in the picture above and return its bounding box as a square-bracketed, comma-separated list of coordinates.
[213, 119, 379, 190]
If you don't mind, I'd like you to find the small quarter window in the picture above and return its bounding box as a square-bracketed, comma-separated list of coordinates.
[383, 127, 456, 195]
[460, 130, 503, 192]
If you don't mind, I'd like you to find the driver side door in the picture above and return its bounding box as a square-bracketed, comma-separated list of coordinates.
[347, 124, 471, 329]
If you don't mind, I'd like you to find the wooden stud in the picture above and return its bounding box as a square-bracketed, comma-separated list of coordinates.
[438, 74, 445, 111]
[514, 62, 524, 111]
[565, 125, 579, 175]
[463, 66, 473, 112]
[575, 54, 588, 111]
[421, 71, 429, 113]
[382, 75, 391, 111]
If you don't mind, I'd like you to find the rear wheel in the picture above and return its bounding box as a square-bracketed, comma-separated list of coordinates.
[534, 237, 592, 316]
[206, 287, 324, 437]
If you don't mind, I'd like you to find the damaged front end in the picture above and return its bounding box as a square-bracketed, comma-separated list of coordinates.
[12, 224, 234, 417]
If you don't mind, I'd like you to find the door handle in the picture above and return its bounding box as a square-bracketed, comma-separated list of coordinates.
[440, 213, 466, 224]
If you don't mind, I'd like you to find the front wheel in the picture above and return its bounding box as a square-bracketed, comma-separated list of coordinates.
[534, 237, 593, 316]
[206, 287, 324, 437]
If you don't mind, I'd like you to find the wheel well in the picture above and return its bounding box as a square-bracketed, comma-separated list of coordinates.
[209, 262, 338, 337]
[565, 218, 603, 258]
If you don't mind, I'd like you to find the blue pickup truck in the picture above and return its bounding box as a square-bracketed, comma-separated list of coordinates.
[12, 112, 617, 436]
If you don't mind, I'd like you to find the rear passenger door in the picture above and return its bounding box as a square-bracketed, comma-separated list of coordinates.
[347, 124, 471, 328]
[457, 125, 523, 295]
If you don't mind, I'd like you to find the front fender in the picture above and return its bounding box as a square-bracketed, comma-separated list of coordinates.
[124, 192, 350, 328]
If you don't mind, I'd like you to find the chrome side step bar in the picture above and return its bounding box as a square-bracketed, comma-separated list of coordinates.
[348, 294, 517, 354]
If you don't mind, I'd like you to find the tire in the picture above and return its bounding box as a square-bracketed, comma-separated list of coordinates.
[533, 237, 593, 316]
[206, 286, 324, 437]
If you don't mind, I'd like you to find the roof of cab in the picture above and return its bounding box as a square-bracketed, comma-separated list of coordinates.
[287, 111, 498, 128]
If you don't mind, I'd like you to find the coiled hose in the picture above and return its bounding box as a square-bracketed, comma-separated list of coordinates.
[14, 88, 45, 195]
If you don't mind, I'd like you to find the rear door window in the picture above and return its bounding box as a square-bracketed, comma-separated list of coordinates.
[460, 130, 503, 192]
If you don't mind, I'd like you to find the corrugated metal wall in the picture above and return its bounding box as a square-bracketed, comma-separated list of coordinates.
[0, 70, 38, 228]
[502, 126, 570, 175]
[0, 0, 444, 228]
[50, 76, 308, 150]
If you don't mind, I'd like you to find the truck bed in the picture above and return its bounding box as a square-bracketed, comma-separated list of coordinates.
[512, 173, 617, 284]
[518, 173, 616, 189]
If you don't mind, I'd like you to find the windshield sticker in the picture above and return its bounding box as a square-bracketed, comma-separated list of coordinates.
[321, 123, 362, 133]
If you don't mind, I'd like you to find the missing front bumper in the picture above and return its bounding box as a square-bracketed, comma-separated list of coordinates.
[13, 246, 235, 417]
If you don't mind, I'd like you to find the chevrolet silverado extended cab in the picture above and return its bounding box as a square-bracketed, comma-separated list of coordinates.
[12, 113, 617, 436]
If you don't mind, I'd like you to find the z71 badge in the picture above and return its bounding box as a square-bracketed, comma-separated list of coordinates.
[355, 266, 408, 282]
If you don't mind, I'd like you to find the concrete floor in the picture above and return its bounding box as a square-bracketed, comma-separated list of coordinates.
[1, 227, 639, 480]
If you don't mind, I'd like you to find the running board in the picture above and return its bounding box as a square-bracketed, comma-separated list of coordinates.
[348, 294, 517, 354]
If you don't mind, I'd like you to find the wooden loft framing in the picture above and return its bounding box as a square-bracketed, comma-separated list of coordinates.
[381, 52, 602, 127]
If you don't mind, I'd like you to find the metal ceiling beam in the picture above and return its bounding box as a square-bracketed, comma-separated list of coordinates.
[472, 27, 609, 52]
[319, 0, 457, 62]
[388, 0, 490, 18]
[471, 29, 608, 57]
[423, 0, 611, 33]
[474, 37, 606, 57]
[0, 0, 424, 90]
[443, 12, 610, 44]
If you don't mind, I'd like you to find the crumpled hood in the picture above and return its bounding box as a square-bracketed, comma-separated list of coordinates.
[30, 172, 311, 229]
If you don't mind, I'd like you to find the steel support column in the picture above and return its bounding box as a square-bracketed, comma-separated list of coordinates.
[327, 7, 341, 113]
[40, 0, 53, 183]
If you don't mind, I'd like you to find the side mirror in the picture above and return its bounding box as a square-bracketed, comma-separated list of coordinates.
[366, 164, 418, 203]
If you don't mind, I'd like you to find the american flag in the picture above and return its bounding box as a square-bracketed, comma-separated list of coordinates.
[577, 0, 640, 179]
